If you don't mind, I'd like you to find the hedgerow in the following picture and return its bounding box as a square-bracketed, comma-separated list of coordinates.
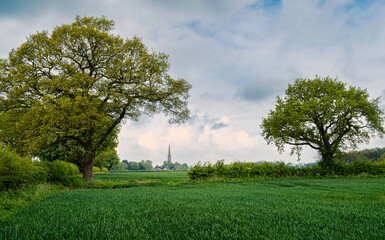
[187, 160, 385, 180]
[0, 148, 34, 190]
[1, 148, 82, 190]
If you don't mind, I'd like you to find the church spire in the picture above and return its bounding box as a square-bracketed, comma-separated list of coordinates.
[168, 144, 171, 162]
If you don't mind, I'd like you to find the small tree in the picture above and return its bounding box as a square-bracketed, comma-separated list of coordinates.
[127, 161, 140, 170]
[94, 148, 120, 171]
[0, 16, 191, 182]
[261, 76, 384, 169]
[139, 160, 153, 170]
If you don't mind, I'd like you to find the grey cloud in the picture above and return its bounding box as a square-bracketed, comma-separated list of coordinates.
[187, 110, 229, 131]
[211, 122, 229, 130]
[381, 89, 385, 112]
[235, 78, 281, 102]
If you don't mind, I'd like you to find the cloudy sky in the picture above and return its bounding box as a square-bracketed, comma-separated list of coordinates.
[1, 0, 385, 166]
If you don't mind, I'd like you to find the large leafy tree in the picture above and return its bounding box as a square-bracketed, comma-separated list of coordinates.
[261, 76, 384, 168]
[0, 16, 191, 182]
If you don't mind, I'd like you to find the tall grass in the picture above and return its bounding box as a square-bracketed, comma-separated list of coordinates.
[0, 183, 66, 219]
[93, 170, 189, 184]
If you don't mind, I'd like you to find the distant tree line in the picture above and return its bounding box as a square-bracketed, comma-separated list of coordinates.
[343, 147, 385, 163]
[155, 159, 189, 171]
[111, 160, 153, 171]
[110, 159, 189, 171]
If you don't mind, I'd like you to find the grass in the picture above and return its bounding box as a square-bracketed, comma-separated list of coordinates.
[0, 183, 67, 220]
[1, 177, 385, 239]
[93, 170, 189, 184]
[0, 171, 189, 220]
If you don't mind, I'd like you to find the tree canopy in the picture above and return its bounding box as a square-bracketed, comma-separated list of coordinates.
[261, 76, 384, 169]
[94, 148, 120, 171]
[0, 16, 191, 182]
[343, 147, 385, 163]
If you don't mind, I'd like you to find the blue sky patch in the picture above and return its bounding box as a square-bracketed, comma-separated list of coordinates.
[344, 0, 378, 10]
[247, 0, 282, 11]
[186, 21, 216, 38]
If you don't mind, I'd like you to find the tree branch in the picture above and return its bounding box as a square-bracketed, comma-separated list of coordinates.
[285, 141, 320, 150]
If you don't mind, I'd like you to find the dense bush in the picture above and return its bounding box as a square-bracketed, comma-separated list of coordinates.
[92, 166, 109, 172]
[32, 162, 50, 182]
[44, 161, 79, 184]
[0, 148, 34, 190]
[1, 147, 81, 190]
[187, 160, 385, 180]
[30, 160, 81, 186]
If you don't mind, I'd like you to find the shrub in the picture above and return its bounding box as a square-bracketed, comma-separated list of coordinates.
[32, 162, 50, 182]
[30, 160, 80, 185]
[46, 161, 79, 182]
[350, 159, 374, 175]
[373, 160, 385, 175]
[62, 175, 86, 187]
[187, 162, 215, 180]
[257, 162, 275, 177]
[214, 160, 228, 177]
[101, 167, 108, 172]
[93, 166, 101, 172]
[0, 148, 34, 190]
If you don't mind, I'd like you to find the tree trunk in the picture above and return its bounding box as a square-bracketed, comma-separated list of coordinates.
[82, 151, 95, 183]
[319, 150, 335, 173]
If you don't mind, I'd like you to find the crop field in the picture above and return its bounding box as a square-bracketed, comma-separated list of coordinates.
[93, 170, 189, 184]
[1, 175, 385, 239]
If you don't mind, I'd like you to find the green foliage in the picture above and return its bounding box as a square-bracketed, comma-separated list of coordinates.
[31, 161, 50, 182]
[187, 162, 215, 179]
[0, 16, 191, 182]
[46, 161, 78, 180]
[158, 159, 189, 170]
[93, 166, 101, 172]
[0, 148, 82, 190]
[110, 162, 127, 171]
[378, 152, 385, 162]
[94, 148, 120, 171]
[343, 147, 385, 163]
[261, 76, 385, 168]
[1, 178, 385, 239]
[93, 171, 189, 184]
[139, 160, 153, 171]
[0, 183, 66, 219]
[125, 161, 139, 170]
[0, 148, 34, 190]
[34, 127, 120, 171]
[188, 160, 385, 180]
[35, 160, 82, 186]
[121, 160, 153, 171]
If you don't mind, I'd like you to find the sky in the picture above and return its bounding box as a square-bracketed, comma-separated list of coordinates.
[1, 0, 385, 166]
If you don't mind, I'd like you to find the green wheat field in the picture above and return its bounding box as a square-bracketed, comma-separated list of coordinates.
[1, 172, 385, 239]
